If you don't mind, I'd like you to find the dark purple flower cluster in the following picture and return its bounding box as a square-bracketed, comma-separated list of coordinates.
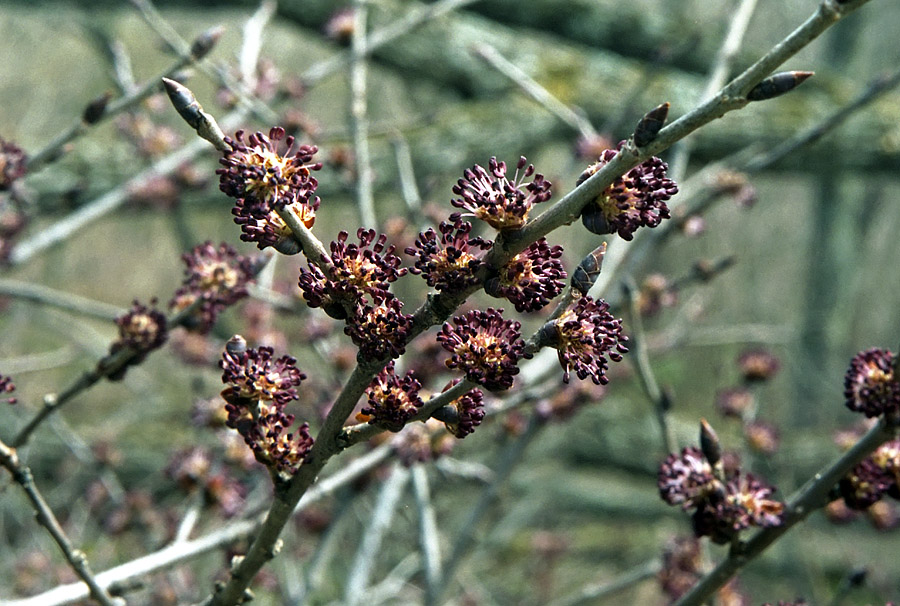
[437, 308, 526, 391]
[299, 228, 406, 318]
[344, 297, 414, 361]
[107, 300, 168, 380]
[844, 348, 900, 418]
[839, 438, 900, 510]
[217, 127, 322, 252]
[220, 337, 312, 475]
[738, 348, 781, 382]
[541, 296, 627, 385]
[169, 241, 256, 334]
[578, 142, 677, 240]
[658, 445, 785, 544]
[0, 137, 27, 191]
[1, 374, 16, 405]
[485, 238, 566, 313]
[451, 156, 552, 231]
[440, 379, 485, 438]
[406, 219, 491, 292]
[361, 362, 423, 431]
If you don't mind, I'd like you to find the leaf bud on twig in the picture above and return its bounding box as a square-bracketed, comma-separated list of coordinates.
[633, 102, 670, 147]
[746, 71, 814, 101]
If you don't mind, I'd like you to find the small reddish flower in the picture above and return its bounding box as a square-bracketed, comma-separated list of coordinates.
[578, 142, 677, 240]
[220, 337, 312, 475]
[218, 127, 321, 207]
[361, 362, 423, 431]
[485, 238, 566, 313]
[299, 229, 406, 317]
[232, 195, 319, 254]
[440, 379, 485, 438]
[844, 348, 900, 418]
[658, 447, 717, 510]
[220, 338, 305, 408]
[451, 156, 552, 231]
[839, 457, 893, 510]
[437, 308, 526, 391]
[540, 296, 627, 385]
[658, 536, 702, 602]
[0, 137, 27, 190]
[716, 387, 755, 418]
[1, 374, 17, 405]
[744, 420, 780, 456]
[636, 273, 678, 316]
[344, 296, 414, 361]
[738, 348, 780, 382]
[406, 219, 491, 292]
[107, 300, 168, 380]
[170, 242, 256, 333]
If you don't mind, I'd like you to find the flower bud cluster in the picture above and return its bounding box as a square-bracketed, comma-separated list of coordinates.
[844, 348, 900, 418]
[658, 431, 785, 544]
[1, 374, 16, 405]
[169, 241, 256, 334]
[107, 300, 168, 380]
[218, 127, 322, 253]
[220, 337, 313, 476]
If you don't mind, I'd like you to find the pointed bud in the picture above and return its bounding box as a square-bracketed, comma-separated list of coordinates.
[82, 91, 112, 125]
[571, 242, 607, 295]
[633, 102, 670, 147]
[747, 71, 814, 101]
[225, 334, 247, 357]
[699, 418, 721, 466]
[161, 78, 227, 150]
[190, 26, 224, 60]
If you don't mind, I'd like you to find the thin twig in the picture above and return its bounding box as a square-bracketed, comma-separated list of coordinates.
[429, 412, 547, 605]
[0, 279, 124, 321]
[471, 42, 598, 140]
[301, 0, 483, 88]
[10, 292, 210, 448]
[343, 462, 410, 604]
[622, 278, 675, 455]
[669, 0, 759, 180]
[1, 444, 393, 606]
[350, 0, 377, 229]
[0, 439, 122, 606]
[23, 26, 221, 173]
[390, 132, 424, 222]
[412, 464, 442, 599]
[546, 558, 662, 606]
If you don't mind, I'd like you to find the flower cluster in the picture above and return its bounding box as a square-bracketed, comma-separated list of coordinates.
[738, 348, 781, 382]
[451, 156, 552, 231]
[0, 197, 27, 264]
[540, 296, 627, 385]
[658, 442, 785, 543]
[578, 142, 677, 240]
[218, 127, 322, 253]
[1, 374, 16, 405]
[844, 348, 900, 418]
[406, 219, 491, 292]
[169, 241, 256, 333]
[344, 297, 415, 361]
[437, 308, 526, 391]
[839, 438, 900, 510]
[299, 228, 406, 317]
[360, 362, 423, 431]
[0, 137, 27, 190]
[440, 379, 485, 438]
[657, 536, 702, 602]
[106, 300, 168, 380]
[485, 238, 566, 313]
[220, 336, 312, 476]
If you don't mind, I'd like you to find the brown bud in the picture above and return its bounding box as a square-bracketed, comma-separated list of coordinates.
[225, 334, 247, 356]
[190, 26, 224, 60]
[571, 242, 607, 295]
[82, 92, 112, 125]
[746, 71, 814, 101]
[633, 102, 670, 147]
[699, 418, 721, 466]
